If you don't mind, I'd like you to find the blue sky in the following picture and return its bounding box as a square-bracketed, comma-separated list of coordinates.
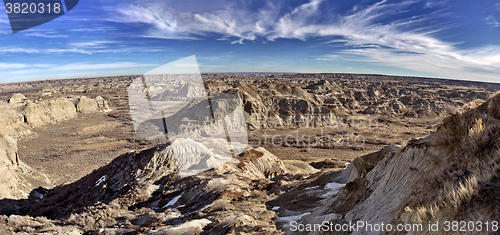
[0, 0, 499, 83]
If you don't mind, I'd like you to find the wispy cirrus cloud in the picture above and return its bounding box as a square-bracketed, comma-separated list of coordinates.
[3, 62, 158, 75]
[0, 63, 51, 70]
[486, 15, 500, 27]
[68, 41, 119, 48]
[111, 0, 500, 81]
[0, 41, 170, 55]
[24, 31, 70, 38]
[54, 62, 157, 71]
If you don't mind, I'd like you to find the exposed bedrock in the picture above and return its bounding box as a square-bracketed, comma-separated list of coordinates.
[27, 138, 316, 234]
[0, 133, 50, 201]
[0, 95, 112, 201]
[272, 94, 500, 234]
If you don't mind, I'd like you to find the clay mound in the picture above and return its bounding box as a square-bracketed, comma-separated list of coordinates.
[24, 98, 78, 127]
[26, 140, 308, 234]
[236, 147, 289, 178]
[30, 142, 179, 219]
[76, 96, 110, 114]
[7, 93, 26, 104]
[38, 86, 59, 96]
[169, 138, 233, 177]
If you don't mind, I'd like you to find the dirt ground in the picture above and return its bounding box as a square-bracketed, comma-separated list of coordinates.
[17, 91, 441, 186]
[17, 93, 164, 185]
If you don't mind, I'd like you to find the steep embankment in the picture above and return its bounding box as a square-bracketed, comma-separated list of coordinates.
[277, 94, 500, 234]
[0, 94, 111, 200]
[23, 138, 317, 234]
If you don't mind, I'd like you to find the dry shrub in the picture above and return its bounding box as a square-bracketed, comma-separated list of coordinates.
[468, 118, 485, 138]
[406, 93, 500, 225]
[66, 213, 96, 231]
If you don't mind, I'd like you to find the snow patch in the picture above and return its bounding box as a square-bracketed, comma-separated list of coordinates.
[95, 175, 107, 187]
[304, 186, 319, 190]
[277, 212, 311, 222]
[322, 182, 346, 197]
[164, 193, 183, 208]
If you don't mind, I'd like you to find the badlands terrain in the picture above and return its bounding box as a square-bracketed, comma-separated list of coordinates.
[0, 73, 499, 234]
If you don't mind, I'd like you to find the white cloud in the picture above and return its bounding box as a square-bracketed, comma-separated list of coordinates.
[0, 63, 30, 69]
[0, 44, 169, 55]
[24, 31, 69, 38]
[0, 63, 51, 69]
[2, 62, 157, 75]
[54, 62, 157, 71]
[69, 41, 118, 48]
[112, 0, 500, 81]
[486, 15, 500, 27]
[199, 64, 227, 68]
[172, 63, 198, 67]
[315, 54, 339, 61]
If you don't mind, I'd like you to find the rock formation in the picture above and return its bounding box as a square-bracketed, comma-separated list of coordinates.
[270, 93, 500, 234]
[0, 73, 499, 234]
[25, 139, 314, 234]
[0, 94, 113, 202]
[0, 133, 50, 200]
[24, 98, 78, 128]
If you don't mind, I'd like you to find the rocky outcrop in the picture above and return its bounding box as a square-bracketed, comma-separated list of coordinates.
[341, 144, 400, 183]
[76, 96, 99, 114]
[38, 86, 59, 96]
[0, 103, 30, 137]
[226, 86, 344, 131]
[0, 134, 22, 199]
[273, 93, 500, 234]
[76, 96, 110, 114]
[94, 96, 110, 112]
[236, 147, 289, 179]
[24, 138, 315, 234]
[0, 133, 50, 200]
[0, 95, 111, 129]
[24, 98, 78, 128]
[8, 93, 26, 104]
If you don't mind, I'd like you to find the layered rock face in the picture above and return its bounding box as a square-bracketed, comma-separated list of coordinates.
[24, 138, 316, 234]
[227, 85, 342, 131]
[270, 93, 500, 235]
[0, 134, 22, 199]
[24, 98, 78, 128]
[0, 133, 50, 200]
[0, 102, 30, 137]
[2, 94, 110, 133]
[1, 74, 499, 234]
[199, 74, 494, 131]
[0, 94, 112, 201]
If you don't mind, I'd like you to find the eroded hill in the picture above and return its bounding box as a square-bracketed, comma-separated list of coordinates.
[0, 73, 498, 234]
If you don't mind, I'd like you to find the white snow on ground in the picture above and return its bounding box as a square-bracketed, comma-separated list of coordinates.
[95, 175, 107, 186]
[304, 186, 319, 190]
[164, 193, 183, 208]
[276, 212, 311, 222]
[322, 182, 346, 197]
[272, 206, 280, 211]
